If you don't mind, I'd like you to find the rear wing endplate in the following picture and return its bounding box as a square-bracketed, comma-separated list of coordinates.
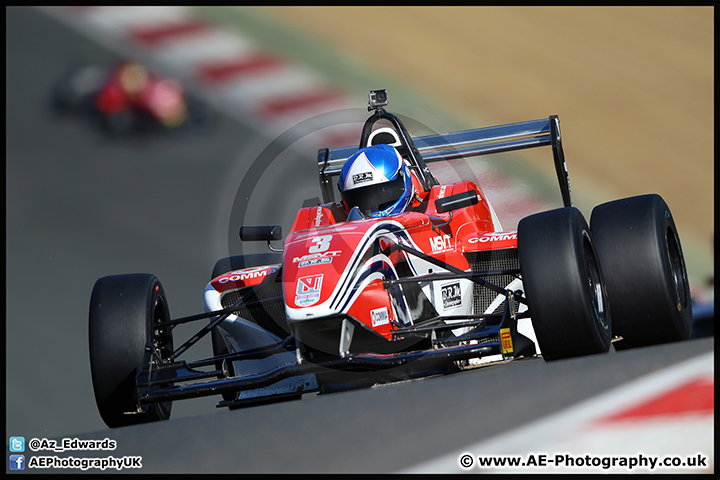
[318, 116, 572, 208]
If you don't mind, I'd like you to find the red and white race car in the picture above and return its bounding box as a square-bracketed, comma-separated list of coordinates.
[88, 89, 693, 428]
[52, 60, 211, 136]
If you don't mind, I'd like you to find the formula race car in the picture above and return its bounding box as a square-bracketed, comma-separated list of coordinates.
[88, 89, 693, 428]
[52, 60, 211, 136]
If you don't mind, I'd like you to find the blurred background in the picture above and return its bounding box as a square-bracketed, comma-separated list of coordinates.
[238, 6, 714, 291]
[6, 5, 713, 449]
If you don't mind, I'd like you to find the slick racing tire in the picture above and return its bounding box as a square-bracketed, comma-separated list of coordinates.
[52, 65, 106, 113]
[590, 194, 692, 350]
[52, 74, 81, 113]
[518, 207, 611, 361]
[184, 94, 215, 132]
[89, 274, 173, 428]
[100, 109, 136, 137]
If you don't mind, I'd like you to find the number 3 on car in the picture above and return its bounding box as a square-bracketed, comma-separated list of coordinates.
[87, 89, 693, 428]
[308, 235, 332, 253]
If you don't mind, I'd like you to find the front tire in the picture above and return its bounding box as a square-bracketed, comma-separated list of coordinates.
[52, 65, 105, 113]
[518, 208, 611, 361]
[590, 194, 692, 349]
[99, 109, 135, 137]
[89, 274, 173, 428]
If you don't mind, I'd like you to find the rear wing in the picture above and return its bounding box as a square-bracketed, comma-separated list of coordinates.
[318, 115, 572, 208]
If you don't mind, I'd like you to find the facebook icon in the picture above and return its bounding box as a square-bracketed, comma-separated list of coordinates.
[9, 454, 25, 471]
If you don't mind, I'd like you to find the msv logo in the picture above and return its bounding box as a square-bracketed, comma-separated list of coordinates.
[430, 234, 452, 253]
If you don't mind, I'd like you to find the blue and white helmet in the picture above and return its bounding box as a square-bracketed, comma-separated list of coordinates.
[338, 143, 414, 218]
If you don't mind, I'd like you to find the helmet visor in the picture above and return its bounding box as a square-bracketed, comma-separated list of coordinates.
[342, 174, 406, 217]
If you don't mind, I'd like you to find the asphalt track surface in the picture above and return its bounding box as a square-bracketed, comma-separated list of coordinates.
[5, 7, 714, 474]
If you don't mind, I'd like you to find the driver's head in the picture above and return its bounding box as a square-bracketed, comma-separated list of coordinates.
[117, 62, 149, 95]
[338, 144, 414, 218]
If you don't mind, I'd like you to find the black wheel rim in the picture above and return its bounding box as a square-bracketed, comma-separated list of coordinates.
[667, 227, 688, 311]
[582, 231, 609, 331]
[150, 294, 173, 419]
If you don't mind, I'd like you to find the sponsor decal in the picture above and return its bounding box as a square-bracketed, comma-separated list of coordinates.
[293, 251, 342, 263]
[500, 327, 514, 354]
[298, 257, 333, 268]
[352, 171, 373, 185]
[295, 274, 323, 307]
[370, 306, 389, 327]
[441, 282, 462, 310]
[217, 267, 273, 284]
[314, 206, 324, 227]
[468, 232, 518, 243]
[430, 233, 453, 253]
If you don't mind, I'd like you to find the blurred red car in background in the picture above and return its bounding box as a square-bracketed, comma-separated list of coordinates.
[52, 60, 211, 136]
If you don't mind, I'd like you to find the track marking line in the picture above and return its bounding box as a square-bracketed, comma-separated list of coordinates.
[401, 351, 713, 473]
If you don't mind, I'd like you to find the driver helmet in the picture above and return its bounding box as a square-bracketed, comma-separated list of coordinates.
[338, 143, 414, 218]
[117, 61, 149, 96]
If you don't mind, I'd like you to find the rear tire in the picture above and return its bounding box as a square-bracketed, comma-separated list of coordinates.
[518, 208, 611, 361]
[184, 94, 214, 131]
[590, 194, 692, 349]
[89, 274, 173, 428]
